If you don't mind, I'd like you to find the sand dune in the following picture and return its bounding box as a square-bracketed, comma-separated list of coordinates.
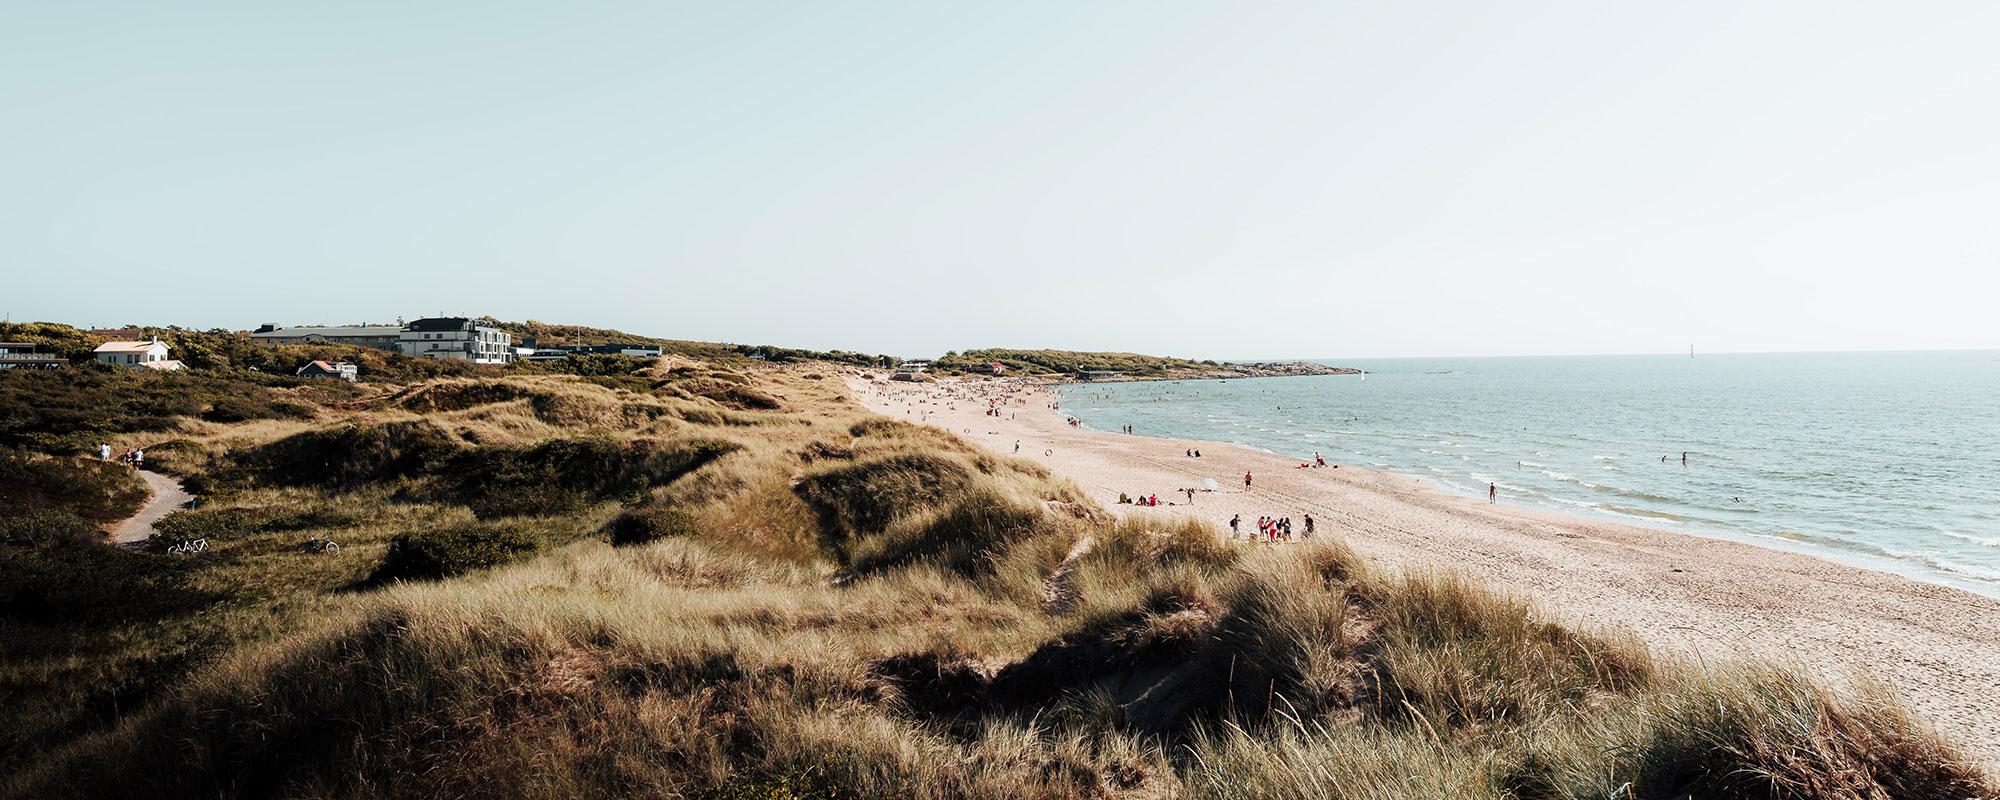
[852, 376, 2000, 763]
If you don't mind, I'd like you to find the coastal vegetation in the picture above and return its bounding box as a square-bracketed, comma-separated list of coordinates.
[0, 331, 1989, 799]
[496, 319, 902, 367]
[931, 348, 1355, 379]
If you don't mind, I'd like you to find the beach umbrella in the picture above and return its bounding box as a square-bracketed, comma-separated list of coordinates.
[1202, 478, 1219, 491]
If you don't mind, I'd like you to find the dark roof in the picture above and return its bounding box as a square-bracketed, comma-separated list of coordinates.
[251, 325, 403, 339]
[405, 317, 472, 332]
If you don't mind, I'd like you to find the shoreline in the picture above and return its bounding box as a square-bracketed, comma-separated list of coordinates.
[850, 375, 2000, 762]
[1057, 380, 2000, 602]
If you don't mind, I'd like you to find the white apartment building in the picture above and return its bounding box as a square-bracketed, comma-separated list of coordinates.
[397, 318, 512, 364]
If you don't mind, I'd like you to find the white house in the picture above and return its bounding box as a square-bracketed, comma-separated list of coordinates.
[93, 339, 184, 371]
[296, 360, 359, 381]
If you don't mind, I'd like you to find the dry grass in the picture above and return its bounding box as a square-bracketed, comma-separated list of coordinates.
[2, 362, 1990, 800]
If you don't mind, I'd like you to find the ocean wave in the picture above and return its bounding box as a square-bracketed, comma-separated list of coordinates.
[1870, 545, 1996, 581]
[1941, 530, 2000, 548]
[1587, 484, 1687, 505]
[1596, 504, 1691, 525]
[1545, 495, 1601, 509]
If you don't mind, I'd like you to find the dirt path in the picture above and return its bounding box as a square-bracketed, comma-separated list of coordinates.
[109, 469, 192, 545]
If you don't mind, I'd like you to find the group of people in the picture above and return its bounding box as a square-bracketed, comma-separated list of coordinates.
[1229, 513, 1315, 542]
[1294, 452, 1332, 469]
[1183, 448, 1203, 458]
[1124, 487, 1210, 507]
[99, 442, 143, 467]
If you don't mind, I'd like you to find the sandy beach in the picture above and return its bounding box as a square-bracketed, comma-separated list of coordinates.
[852, 376, 2000, 763]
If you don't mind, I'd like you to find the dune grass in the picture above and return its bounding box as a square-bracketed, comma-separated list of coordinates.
[0, 362, 1990, 799]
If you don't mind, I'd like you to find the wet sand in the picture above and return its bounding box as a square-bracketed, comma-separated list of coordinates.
[852, 376, 2000, 763]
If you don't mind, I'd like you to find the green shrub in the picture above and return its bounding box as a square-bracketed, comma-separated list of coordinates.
[0, 450, 149, 523]
[396, 382, 526, 413]
[847, 493, 1051, 576]
[528, 391, 620, 427]
[931, 348, 1207, 377]
[0, 510, 220, 625]
[793, 453, 974, 561]
[670, 378, 782, 410]
[510, 353, 653, 377]
[370, 521, 545, 582]
[0, 355, 353, 452]
[440, 437, 735, 519]
[607, 506, 701, 546]
[231, 421, 461, 488]
[1088, 516, 1238, 572]
[199, 395, 315, 424]
[151, 504, 359, 544]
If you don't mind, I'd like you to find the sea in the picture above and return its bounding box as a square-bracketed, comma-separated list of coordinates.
[1058, 350, 2000, 598]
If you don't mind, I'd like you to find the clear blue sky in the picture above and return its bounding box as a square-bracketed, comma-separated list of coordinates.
[4, 2, 1996, 358]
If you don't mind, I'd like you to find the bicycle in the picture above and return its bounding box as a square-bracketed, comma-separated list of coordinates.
[301, 537, 341, 554]
[165, 538, 208, 556]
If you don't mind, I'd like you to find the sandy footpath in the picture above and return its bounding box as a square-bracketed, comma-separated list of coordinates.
[851, 376, 2000, 763]
[110, 469, 192, 545]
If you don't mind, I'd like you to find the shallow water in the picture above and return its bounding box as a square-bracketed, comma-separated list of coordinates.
[1060, 351, 2000, 597]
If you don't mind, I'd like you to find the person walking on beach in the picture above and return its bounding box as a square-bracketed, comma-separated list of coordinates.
[1488, 482, 1496, 504]
[98, 443, 111, 461]
[1303, 514, 1315, 538]
[1013, 440, 1020, 454]
[1229, 514, 1241, 536]
[1244, 471, 1253, 488]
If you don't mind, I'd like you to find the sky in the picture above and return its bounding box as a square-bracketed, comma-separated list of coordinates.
[3, 2, 1997, 359]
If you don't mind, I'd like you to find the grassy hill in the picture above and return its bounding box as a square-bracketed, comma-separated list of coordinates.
[0, 331, 1988, 798]
[494, 319, 900, 367]
[932, 348, 1356, 379]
